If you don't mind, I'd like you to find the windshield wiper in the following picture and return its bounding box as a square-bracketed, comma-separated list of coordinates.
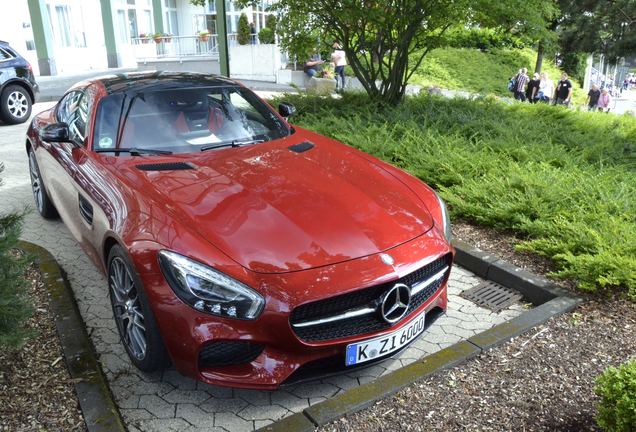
[95, 147, 173, 156]
[200, 139, 264, 152]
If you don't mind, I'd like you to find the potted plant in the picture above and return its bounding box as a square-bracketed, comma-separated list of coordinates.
[152, 32, 173, 43]
[198, 29, 211, 42]
[138, 33, 150, 44]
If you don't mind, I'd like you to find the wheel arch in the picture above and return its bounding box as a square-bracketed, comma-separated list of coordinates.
[2, 79, 35, 103]
[103, 235, 122, 267]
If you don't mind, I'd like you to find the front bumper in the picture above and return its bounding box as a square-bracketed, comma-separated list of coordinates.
[138, 231, 453, 389]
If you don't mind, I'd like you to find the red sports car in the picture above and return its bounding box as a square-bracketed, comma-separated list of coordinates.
[26, 72, 453, 389]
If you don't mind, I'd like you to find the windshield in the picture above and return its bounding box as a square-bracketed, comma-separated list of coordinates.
[92, 86, 290, 154]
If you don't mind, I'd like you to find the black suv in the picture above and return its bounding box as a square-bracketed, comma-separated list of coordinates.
[0, 40, 39, 124]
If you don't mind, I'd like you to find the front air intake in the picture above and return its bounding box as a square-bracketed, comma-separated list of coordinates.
[198, 341, 264, 368]
[136, 162, 195, 171]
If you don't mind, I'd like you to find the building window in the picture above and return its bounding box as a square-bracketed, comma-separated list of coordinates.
[55, 5, 72, 47]
[117, 10, 128, 42]
[164, 0, 178, 35]
[128, 9, 139, 39]
[194, 14, 216, 34]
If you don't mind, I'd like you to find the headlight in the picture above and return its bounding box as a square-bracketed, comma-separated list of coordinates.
[436, 194, 452, 243]
[158, 250, 264, 320]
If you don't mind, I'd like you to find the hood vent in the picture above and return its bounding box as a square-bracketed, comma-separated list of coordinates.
[136, 162, 195, 171]
[288, 141, 315, 153]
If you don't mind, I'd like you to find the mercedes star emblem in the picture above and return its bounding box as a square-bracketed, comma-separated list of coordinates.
[379, 283, 411, 324]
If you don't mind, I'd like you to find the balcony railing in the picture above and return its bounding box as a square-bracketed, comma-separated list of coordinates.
[131, 33, 261, 62]
[132, 35, 220, 61]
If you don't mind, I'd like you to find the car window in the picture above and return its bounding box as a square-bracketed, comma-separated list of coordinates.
[107, 86, 289, 154]
[57, 91, 89, 145]
[92, 94, 124, 150]
[0, 47, 14, 61]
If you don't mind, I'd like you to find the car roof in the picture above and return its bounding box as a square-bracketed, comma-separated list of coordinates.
[87, 71, 240, 96]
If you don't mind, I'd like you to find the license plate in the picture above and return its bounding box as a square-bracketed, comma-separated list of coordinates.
[345, 310, 426, 366]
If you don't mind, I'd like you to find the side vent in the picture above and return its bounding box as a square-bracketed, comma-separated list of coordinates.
[136, 162, 195, 171]
[288, 141, 315, 153]
[78, 194, 93, 226]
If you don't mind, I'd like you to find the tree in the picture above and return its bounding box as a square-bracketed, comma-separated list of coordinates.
[534, 0, 636, 78]
[237, 13, 251, 45]
[266, 0, 555, 105]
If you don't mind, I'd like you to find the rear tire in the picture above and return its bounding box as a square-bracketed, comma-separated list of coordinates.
[28, 150, 58, 219]
[1, 85, 32, 124]
[107, 245, 170, 372]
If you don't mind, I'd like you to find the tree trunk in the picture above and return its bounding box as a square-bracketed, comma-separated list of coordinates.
[535, 40, 544, 74]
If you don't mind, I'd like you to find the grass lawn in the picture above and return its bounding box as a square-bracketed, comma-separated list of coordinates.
[277, 93, 636, 297]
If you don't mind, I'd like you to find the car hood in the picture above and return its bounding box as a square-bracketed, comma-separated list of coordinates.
[125, 137, 433, 273]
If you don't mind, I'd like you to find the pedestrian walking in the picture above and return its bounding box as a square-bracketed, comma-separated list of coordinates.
[537, 72, 554, 103]
[597, 88, 612, 113]
[514, 68, 529, 101]
[555, 72, 573, 107]
[526, 72, 540, 103]
[331, 41, 347, 93]
[587, 84, 601, 111]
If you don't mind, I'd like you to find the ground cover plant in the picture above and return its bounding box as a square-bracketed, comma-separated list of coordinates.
[277, 93, 636, 296]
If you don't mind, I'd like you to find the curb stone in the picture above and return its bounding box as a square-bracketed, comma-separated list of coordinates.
[258, 241, 584, 431]
[18, 241, 126, 432]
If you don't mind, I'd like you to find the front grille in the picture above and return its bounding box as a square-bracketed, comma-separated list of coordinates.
[290, 253, 451, 342]
[282, 307, 446, 386]
[198, 341, 264, 368]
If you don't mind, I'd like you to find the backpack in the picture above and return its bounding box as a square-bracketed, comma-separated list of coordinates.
[508, 77, 517, 92]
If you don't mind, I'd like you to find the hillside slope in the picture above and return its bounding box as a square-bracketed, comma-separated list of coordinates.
[412, 47, 584, 104]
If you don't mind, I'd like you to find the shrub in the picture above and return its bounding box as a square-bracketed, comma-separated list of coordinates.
[595, 360, 636, 432]
[237, 13, 250, 45]
[265, 14, 277, 31]
[258, 27, 275, 44]
[271, 93, 636, 295]
[0, 163, 32, 348]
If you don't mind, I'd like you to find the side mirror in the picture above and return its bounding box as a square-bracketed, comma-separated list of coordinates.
[39, 123, 69, 142]
[278, 102, 296, 119]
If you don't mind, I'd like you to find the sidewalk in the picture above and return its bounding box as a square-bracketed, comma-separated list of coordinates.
[36, 68, 298, 102]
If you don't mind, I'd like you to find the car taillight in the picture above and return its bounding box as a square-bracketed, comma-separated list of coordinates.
[27, 63, 33, 72]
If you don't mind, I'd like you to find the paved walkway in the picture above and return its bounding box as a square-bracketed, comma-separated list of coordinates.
[36, 69, 297, 102]
[1, 103, 524, 431]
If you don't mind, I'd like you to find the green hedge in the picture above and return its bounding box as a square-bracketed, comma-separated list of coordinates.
[596, 360, 636, 431]
[278, 93, 636, 296]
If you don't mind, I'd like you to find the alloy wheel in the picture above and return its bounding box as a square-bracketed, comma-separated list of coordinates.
[109, 257, 147, 360]
[28, 152, 43, 213]
[7, 90, 29, 119]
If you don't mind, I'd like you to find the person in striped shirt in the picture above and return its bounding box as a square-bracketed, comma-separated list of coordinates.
[515, 68, 529, 101]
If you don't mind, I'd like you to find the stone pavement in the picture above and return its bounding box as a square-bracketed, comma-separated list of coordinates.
[0, 103, 525, 431]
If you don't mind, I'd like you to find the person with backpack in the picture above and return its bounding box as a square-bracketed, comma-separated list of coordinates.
[508, 69, 521, 93]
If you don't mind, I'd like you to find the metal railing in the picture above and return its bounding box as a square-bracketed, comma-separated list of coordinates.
[131, 33, 268, 62]
[132, 35, 220, 61]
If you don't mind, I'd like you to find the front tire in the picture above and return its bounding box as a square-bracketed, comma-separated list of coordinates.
[1, 85, 32, 124]
[28, 150, 58, 219]
[107, 245, 170, 372]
